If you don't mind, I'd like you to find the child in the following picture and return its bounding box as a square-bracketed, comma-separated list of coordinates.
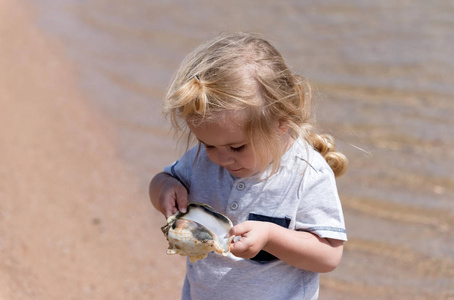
[150, 32, 348, 300]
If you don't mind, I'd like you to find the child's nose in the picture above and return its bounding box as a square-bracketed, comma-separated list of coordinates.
[216, 150, 235, 166]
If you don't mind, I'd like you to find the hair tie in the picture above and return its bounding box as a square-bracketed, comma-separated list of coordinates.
[193, 74, 200, 82]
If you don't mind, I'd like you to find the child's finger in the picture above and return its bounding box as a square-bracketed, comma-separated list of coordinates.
[228, 222, 250, 237]
[175, 184, 188, 213]
[163, 202, 177, 219]
[230, 237, 249, 255]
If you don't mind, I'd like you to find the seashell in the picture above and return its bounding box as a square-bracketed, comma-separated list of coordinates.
[161, 203, 234, 263]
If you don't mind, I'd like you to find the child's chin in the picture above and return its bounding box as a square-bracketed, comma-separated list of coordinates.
[228, 168, 245, 176]
[229, 169, 255, 178]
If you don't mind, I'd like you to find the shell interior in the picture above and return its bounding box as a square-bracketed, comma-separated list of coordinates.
[180, 204, 232, 253]
[161, 203, 234, 261]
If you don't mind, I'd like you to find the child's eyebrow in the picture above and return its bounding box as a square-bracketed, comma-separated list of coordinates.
[197, 138, 245, 147]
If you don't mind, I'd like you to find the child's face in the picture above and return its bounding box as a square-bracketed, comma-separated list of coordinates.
[188, 113, 264, 178]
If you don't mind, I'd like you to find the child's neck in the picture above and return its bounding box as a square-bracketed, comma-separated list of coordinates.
[282, 133, 296, 154]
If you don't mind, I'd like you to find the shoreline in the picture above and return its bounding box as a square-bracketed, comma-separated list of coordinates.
[0, 1, 185, 299]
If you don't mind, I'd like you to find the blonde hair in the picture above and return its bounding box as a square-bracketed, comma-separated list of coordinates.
[164, 32, 348, 177]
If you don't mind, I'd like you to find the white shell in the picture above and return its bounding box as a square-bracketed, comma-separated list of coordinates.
[161, 203, 234, 263]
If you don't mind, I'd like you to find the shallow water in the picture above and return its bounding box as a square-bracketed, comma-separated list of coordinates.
[33, 0, 454, 298]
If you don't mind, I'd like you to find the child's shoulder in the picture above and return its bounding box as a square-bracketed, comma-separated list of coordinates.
[293, 138, 333, 175]
[178, 144, 216, 168]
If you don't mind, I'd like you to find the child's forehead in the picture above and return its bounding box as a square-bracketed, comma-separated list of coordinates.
[215, 110, 246, 124]
[188, 111, 248, 144]
[189, 110, 246, 128]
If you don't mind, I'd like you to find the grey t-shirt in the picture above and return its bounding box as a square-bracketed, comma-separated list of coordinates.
[163, 138, 347, 300]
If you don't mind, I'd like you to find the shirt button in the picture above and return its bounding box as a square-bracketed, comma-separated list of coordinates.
[237, 182, 246, 190]
[230, 202, 239, 210]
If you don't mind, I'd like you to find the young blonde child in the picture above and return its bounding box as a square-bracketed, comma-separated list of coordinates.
[150, 32, 348, 300]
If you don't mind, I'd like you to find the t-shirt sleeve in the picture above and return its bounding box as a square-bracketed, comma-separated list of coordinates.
[163, 146, 199, 193]
[295, 165, 347, 241]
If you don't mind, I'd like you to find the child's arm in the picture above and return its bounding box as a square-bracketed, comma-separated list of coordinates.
[149, 172, 188, 218]
[229, 221, 343, 273]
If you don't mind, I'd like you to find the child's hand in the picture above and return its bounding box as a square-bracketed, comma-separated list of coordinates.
[150, 173, 188, 219]
[160, 177, 188, 218]
[228, 221, 272, 259]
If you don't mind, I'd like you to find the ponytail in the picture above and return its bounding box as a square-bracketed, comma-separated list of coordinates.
[166, 75, 209, 130]
[309, 133, 348, 177]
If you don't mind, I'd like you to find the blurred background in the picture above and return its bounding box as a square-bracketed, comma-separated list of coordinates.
[1, 0, 453, 299]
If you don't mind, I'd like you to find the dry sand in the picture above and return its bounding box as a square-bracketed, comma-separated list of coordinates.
[0, 1, 185, 299]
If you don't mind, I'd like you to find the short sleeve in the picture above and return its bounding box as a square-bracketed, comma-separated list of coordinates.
[163, 146, 199, 193]
[295, 166, 347, 241]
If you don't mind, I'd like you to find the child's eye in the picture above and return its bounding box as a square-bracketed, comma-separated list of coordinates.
[204, 144, 215, 150]
[230, 145, 246, 152]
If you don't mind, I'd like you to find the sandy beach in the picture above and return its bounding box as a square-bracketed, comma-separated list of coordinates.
[0, 1, 185, 299]
[2, 0, 453, 299]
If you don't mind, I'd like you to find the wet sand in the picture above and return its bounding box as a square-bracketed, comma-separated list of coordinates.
[0, 1, 184, 299]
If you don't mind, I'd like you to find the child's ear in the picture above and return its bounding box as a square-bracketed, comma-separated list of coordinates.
[277, 119, 290, 135]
